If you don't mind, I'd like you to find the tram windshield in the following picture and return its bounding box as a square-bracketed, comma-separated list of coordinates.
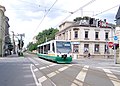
[56, 41, 71, 53]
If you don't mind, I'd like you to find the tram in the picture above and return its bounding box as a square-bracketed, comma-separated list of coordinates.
[37, 40, 72, 63]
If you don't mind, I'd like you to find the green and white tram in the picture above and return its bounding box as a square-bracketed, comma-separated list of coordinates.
[37, 40, 72, 63]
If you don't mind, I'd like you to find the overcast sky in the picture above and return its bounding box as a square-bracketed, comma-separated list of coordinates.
[0, 0, 120, 47]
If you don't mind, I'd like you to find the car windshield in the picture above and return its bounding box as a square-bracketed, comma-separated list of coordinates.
[56, 41, 71, 53]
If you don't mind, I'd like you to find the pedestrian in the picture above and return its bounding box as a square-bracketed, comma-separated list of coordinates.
[88, 53, 91, 59]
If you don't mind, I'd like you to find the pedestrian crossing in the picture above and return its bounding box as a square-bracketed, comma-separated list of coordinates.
[31, 63, 120, 86]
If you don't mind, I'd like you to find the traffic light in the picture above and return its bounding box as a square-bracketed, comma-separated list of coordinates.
[89, 18, 93, 24]
[112, 44, 119, 50]
[98, 20, 101, 27]
[18, 40, 24, 49]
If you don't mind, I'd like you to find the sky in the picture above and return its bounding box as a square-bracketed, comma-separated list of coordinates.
[0, 0, 120, 47]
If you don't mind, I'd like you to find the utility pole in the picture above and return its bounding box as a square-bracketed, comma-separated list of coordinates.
[11, 31, 16, 54]
[17, 33, 25, 56]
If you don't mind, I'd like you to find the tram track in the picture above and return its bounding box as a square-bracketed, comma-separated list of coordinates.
[28, 57, 91, 86]
[25, 53, 120, 86]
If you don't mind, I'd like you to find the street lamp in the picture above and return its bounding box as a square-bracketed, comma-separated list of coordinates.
[11, 31, 16, 54]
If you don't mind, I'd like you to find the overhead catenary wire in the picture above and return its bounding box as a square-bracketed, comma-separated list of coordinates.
[54, 0, 96, 28]
[34, 0, 58, 33]
[28, 0, 58, 42]
[93, 4, 120, 16]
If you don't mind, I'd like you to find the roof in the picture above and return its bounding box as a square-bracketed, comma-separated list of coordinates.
[116, 6, 120, 19]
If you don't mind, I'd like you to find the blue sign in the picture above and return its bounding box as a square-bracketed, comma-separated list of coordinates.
[114, 36, 118, 40]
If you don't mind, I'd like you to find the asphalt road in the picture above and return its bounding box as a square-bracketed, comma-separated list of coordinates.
[0, 53, 120, 86]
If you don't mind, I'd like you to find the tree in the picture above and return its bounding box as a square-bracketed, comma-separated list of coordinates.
[73, 17, 83, 22]
[73, 16, 90, 22]
[27, 27, 59, 52]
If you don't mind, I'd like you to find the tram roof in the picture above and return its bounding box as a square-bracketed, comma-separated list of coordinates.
[37, 40, 71, 47]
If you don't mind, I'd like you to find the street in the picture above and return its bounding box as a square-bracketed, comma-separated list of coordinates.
[0, 53, 120, 86]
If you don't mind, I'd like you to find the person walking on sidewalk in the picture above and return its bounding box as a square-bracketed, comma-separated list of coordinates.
[88, 53, 91, 59]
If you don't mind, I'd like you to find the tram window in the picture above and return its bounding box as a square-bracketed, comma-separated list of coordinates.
[38, 47, 40, 53]
[40, 46, 43, 54]
[52, 43, 55, 52]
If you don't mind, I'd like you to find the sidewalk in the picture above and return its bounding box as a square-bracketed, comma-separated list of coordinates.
[7, 54, 18, 57]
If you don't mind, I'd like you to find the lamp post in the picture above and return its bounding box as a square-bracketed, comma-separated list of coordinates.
[11, 31, 16, 54]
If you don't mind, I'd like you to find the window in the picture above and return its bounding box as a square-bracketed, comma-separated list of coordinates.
[52, 43, 55, 53]
[74, 31, 78, 39]
[104, 44, 109, 53]
[105, 32, 109, 39]
[84, 44, 89, 52]
[69, 30, 71, 40]
[73, 44, 79, 53]
[85, 31, 88, 38]
[94, 44, 99, 52]
[95, 32, 99, 39]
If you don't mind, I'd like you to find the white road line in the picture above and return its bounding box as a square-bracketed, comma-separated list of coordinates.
[47, 72, 56, 78]
[103, 69, 120, 86]
[29, 58, 39, 65]
[71, 65, 89, 86]
[30, 64, 41, 86]
[39, 64, 58, 70]
[47, 65, 72, 79]
[38, 76, 47, 83]
[39, 66, 47, 70]
[97, 67, 120, 73]
[34, 68, 39, 72]
[58, 65, 72, 72]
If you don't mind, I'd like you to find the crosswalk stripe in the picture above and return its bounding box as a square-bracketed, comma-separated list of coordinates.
[103, 69, 120, 86]
[71, 65, 89, 86]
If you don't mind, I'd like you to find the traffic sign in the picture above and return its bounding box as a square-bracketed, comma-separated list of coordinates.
[108, 42, 113, 48]
[114, 36, 118, 40]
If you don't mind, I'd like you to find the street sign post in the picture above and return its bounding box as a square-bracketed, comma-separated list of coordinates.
[113, 36, 118, 64]
[108, 42, 113, 48]
[114, 36, 118, 40]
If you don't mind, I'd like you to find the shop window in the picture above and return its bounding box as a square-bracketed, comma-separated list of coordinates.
[84, 44, 89, 53]
[73, 44, 79, 53]
[104, 44, 109, 53]
[94, 44, 99, 52]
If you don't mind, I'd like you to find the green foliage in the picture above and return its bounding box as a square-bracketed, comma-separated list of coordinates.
[73, 16, 90, 21]
[36, 27, 59, 44]
[27, 42, 37, 52]
[27, 27, 59, 51]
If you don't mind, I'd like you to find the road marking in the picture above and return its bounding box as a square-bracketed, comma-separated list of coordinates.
[47, 72, 56, 78]
[71, 65, 89, 86]
[58, 65, 72, 72]
[29, 58, 39, 65]
[103, 69, 120, 86]
[39, 66, 47, 70]
[34, 68, 39, 72]
[97, 67, 120, 73]
[30, 64, 42, 86]
[38, 76, 47, 83]
[47, 65, 72, 78]
[39, 64, 58, 70]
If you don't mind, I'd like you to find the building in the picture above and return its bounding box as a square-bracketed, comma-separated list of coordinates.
[115, 6, 120, 63]
[0, 5, 10, 57]
[0, 5, 6, 56]
[55, 17, 115, 59]
[4, 16, 11, 56]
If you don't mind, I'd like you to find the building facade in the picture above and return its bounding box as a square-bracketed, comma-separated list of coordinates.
[0, 5, 6, 56]
[115, 6, 120, 63]
[55, 18, 115, 59]
[0, 5, 10, 57]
